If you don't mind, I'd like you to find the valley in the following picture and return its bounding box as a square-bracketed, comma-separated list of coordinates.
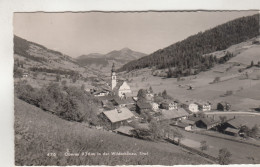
[13, 12, 260, 166]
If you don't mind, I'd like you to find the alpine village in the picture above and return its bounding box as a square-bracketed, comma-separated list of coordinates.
[14, 13, 260, 166]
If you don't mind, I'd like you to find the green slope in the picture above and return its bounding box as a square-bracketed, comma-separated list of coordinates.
[14, 97, 208, 166]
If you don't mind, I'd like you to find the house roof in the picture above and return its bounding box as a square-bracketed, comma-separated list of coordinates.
[174, 122, 190, 128]
[113, 80, 124, 91]
[161, 108, 189, 120]
[114, 126, 134, 136]
[96, 95, 114, 101]
[226, 118, 247, 129]
[103, 107, 134, 123]
[161, 100, 178, 105]
[93, 90, 109, 95]
[224, 127, 240, 134]
[181, 119, 196, 125]
[136, 101, 152, 109]
[198, 117, 220, 127]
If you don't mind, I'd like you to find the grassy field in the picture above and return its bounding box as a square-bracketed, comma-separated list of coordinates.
[124, 63, 260, 111]
[14, 97, 208, 166]
[176, 129, 260, 164]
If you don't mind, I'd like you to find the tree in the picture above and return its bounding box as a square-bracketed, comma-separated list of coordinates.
[137, 89, 147, 101]
[148, 86, 153, 94]
[218, 148, 232, 165]
[81, 84, 85, 90]
[149, 120, 162, 140]
[162, 90, 167, 98]
[56, 74, 61, 82]
[200, 140, 208, 151]
[213, 77, 220, 83]
[61, 80, 67, 86]
[251, 60, 254, 67]
[250, 124, 259, 138]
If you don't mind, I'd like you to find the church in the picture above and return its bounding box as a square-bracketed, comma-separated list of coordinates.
[111, 63, 132, 98]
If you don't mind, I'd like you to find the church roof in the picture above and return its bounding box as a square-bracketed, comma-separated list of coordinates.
[113, 80, 125, 91]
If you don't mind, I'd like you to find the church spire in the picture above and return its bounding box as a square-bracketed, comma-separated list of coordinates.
[112, 63, 115, 72]
[111, 63, 117, 90]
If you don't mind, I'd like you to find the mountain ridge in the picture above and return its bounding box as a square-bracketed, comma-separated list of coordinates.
[118, 14, 260, 76]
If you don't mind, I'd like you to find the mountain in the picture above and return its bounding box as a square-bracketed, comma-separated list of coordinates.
[118, 14, 260, 77]
[13, 35, 100, 78]
[76, 48, 147, 74]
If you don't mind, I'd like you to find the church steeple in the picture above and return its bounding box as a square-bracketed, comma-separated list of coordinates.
[111, 63, 117, 90]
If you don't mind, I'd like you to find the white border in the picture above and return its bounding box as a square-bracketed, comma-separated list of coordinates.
[1, 0, 260, 166]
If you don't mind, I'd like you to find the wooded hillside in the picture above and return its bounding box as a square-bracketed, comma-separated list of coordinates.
[119, 14, 259, 76]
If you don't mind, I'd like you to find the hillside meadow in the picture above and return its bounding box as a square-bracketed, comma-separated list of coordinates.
[14, 97, 209, 166]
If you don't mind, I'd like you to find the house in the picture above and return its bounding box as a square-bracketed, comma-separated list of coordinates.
[224, 127, 239, 136]
[195, 101, 211, 112]
[188, 103, 199, 113]
[22, 72, 29, 78]
[222, 118, 247, 130]
[111, 63, 132, 98]
[217, 102, 231, 111]
[136, 101, 152, 114]
[100, 107, 135, 130]
[173, 122, 193, 131]
[93, 90, 110, 97]
[194, 117, 221, 130]
[113, 126, 134, 137]
[160, 100, 178, 110]
[150, 102, 159, 111]
[160, 108, 189, 121]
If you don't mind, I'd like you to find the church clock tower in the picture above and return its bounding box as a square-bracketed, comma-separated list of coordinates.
[111, 63, 117, 90]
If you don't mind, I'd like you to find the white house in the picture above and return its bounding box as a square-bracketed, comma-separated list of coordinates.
[188, 103, 199, 113]
[93, 90, 109, 97]
[150, 102, 159, 111]
[196, 101, 211, 112]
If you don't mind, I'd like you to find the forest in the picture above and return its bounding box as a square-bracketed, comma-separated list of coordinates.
[118, 14, 259, 77]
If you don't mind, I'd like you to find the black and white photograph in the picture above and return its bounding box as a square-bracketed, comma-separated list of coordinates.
[12, 10, 260, 166]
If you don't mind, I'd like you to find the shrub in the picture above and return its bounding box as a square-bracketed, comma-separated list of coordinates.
[200, 140, 208, 151]
[218, 148, 232, 165]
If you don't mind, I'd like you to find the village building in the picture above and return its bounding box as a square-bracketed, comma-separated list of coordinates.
[187, 116, 221, 130]
[111, 63, 132, 98]
[93, 90, 110, 97]
[160, 100, 178, 110]
[113, 126, 134, 137]
[99, 107, 135, 130]
[221, 118, 247, 134]
[224, 127, 240, 136]
[136, 101, 152, 114]
[150, 102, 159, 111]
[188, 103, 199, 113]
[160, 108, 189, 121]
[195, 101, 212, 112]
[22, 72, 29, 78]
[217, 101, 231, 111]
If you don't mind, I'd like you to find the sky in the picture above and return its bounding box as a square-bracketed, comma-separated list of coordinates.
[13, 11, 258, 57]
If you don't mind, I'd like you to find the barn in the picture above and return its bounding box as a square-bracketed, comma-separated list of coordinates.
[100, 107, 135, 130]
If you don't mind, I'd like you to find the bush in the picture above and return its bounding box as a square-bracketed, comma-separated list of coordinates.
[218, 148, 232, 165]
[15, 82, 99, 123]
